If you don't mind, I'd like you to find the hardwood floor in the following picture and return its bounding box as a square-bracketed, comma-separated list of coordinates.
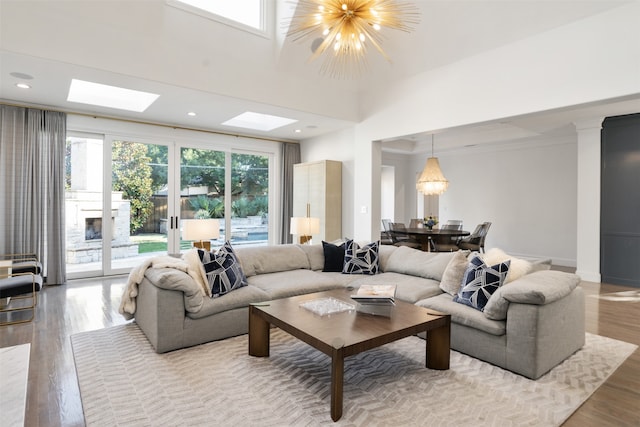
[1, 274, 638, 426]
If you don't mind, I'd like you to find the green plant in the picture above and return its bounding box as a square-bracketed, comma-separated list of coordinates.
[231, 197, 252, 218]
[194, 209, 211, 219]
[424, 216, 438, 228]
[189, 195, 224, 218]
[252, 195, 268, 216]
[112, 141, 154, 234]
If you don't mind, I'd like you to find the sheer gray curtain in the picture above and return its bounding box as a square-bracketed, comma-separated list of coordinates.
[280, 142, 300, 243]
[0, 105, 67, 285]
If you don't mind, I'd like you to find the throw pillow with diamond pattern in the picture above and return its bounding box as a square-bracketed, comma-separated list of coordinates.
[453, 255, 510, 311]
[197, 241, 247, 298]
[342, 239, 379, 275]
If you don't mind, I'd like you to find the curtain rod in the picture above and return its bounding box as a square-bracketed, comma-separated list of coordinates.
[0, 100, 300, 145]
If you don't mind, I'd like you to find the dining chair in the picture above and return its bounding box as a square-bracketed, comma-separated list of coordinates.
[432, 220, 463, 251]
[388, 223, 421, 249]
[441, 220, 463, 230]
[380, 219, 394, 245]
[457, 222, 492, 253]
[408, 218, 423, 228]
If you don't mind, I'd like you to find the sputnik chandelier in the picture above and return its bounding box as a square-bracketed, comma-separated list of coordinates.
[288, 0, 420, 78]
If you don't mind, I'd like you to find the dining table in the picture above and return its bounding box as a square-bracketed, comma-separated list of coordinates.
[390, 227, 471, 252]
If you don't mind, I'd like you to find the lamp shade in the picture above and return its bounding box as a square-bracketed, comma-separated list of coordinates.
[290, 217, 320, 236]
[416, 157, 449, 195]
[182, 218, 220, 242]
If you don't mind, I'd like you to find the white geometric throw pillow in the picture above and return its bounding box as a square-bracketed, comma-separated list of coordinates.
[453, 256, 510, 311]
[342, 240, 379, 275]
[197, 241, 248, 298]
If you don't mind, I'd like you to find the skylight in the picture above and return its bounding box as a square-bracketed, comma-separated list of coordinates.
[67, 79, 160, 112]
[222, 112, 297, 132]
[169, 0, 263, 31]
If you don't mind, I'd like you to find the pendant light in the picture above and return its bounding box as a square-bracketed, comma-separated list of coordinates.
[416, 135, 449, 195]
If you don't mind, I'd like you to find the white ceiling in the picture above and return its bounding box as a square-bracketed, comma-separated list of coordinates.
[1, 0, 638, 146]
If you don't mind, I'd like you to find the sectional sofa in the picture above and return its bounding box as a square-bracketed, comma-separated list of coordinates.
[125, 243, 585, 380]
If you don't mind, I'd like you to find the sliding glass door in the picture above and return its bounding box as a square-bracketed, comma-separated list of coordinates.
[65, 135, 106, 276]
[178, 149, 270, 251]
[110, 139, 172, 272]
[66, 133, 272, 278]
[227, 152, 269, 246]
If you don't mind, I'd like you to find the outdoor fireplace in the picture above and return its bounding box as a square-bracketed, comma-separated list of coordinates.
[85, 218, 102, 240]
[65, 138, 138, 264]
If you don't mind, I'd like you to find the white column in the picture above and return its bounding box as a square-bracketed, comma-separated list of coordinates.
[352, 128, 380, 242]
[574, 117, 604, 282]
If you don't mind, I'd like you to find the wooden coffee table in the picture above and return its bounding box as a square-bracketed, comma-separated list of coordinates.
[248, 289, 450, 422]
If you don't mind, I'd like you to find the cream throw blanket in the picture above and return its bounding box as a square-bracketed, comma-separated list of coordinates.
[118, 250, 209, 320]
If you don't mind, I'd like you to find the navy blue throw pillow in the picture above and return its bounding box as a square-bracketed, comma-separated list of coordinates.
[322, 241, 346, 272]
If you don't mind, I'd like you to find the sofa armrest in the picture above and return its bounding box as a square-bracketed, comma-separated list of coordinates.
[483, 270, 580, 320]
[135, 279, 186, 353]
[505, 286, 585, 379]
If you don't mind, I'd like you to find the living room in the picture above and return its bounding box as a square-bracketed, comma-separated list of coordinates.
[1, 1, 639, 426]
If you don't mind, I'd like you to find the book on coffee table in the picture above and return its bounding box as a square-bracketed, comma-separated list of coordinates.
[351, 284, 396, 305]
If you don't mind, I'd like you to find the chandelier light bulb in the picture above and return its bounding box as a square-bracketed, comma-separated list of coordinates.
[288, 0, 420, 78]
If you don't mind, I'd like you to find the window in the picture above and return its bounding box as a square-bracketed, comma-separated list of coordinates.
[65, 115, 280, 279]
[168, 0, 265, 33]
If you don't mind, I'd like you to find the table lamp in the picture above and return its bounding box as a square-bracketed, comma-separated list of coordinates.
[290, 216, 320, 245]
[182, 218, 220, 251]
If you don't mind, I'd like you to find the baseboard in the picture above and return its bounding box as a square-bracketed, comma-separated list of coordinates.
[575, 270, 601, 283]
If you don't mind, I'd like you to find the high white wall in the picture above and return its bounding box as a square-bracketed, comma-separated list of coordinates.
[380, 152, 412, 224]
[358, 2, 640, 140]
[300, 127, 356, 239]
[409, 138, 579, 266]
[299, 3, 638, 275]
[380, 166, 395, 222]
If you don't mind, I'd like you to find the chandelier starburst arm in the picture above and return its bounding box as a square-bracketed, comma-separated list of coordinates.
[287, 0, 420, 78]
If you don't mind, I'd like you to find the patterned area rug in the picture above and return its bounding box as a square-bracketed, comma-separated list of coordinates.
[71, 324, 636, 427]
[0, 343, 30, 427]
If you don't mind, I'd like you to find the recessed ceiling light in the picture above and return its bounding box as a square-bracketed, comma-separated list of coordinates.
[67, 79, 160, 112]
[187, 111, 197, 116]
[294, 129, 302, 133]
[16, 83, 31, 89]
[222, 112, 298, 132]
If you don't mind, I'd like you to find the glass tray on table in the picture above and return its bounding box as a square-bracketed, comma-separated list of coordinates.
[299, 297, 355, 316]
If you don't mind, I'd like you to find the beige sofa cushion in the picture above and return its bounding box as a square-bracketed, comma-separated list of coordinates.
[377, 244, 397, 272]
[348, 272, 442, 304]
[483, 270, 580, 320]
[235, 244, 310, 277]
[297, 243, 325, 271]
[187, 285, 270, 319]
[417, 293, 506, 336]
[385, 246, 456, 281]
[247, 269, 342, 299]
[439, 250, 471, 295]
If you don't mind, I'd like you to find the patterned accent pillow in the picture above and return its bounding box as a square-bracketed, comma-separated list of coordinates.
[197, 241, 248, 298]
[322, 240, 346, 272]
[453, 256, 510, 311]
[342, 240, 380, 275]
